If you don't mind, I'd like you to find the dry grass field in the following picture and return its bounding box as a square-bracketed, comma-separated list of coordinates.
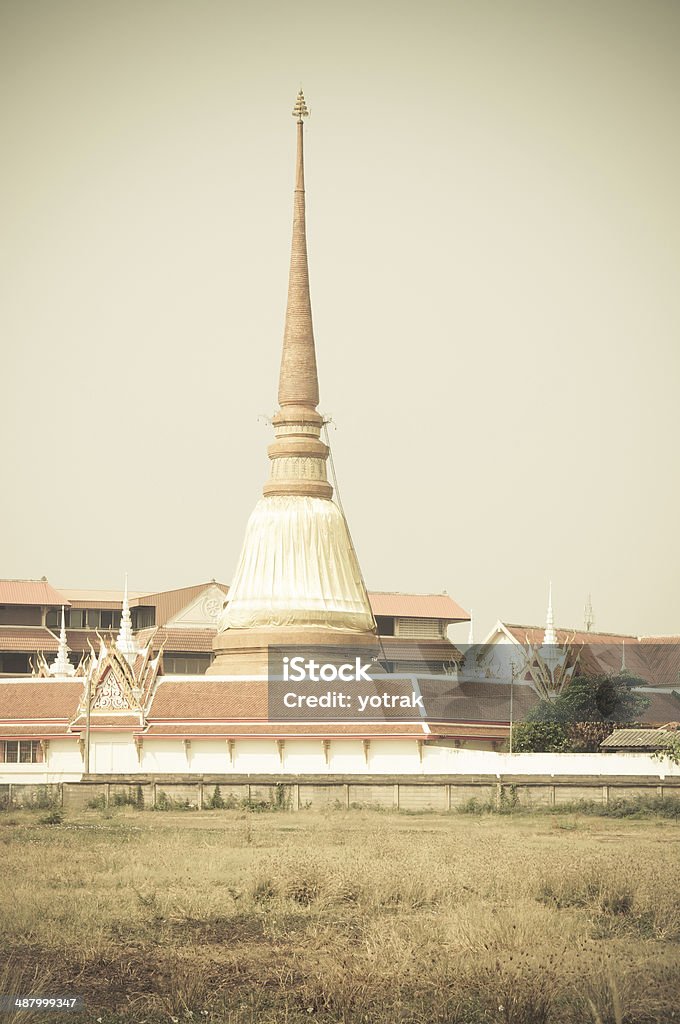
[1, 803, 680, 1024]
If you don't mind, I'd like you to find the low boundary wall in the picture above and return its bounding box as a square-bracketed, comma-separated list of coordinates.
[2, 774, 680, 812]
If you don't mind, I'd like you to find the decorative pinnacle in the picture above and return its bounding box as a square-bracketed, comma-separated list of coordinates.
[543, 581, 558, 647]
[292, 89, 309, 122]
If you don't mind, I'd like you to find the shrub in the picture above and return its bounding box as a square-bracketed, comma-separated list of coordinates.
[154, 791, 196, 811]
[511, 721, 568, 752]
[207, 785, 226, 809]
[39, 809, 63, 826]
[112, 787, 145, 808]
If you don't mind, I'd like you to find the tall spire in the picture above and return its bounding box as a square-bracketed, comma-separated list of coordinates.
[263, 90, 332, 500]
[278, 88, 318, 411]
[116, 573, 138, 665]
[543, 581, 558, 646]
[48, 605, 75, 677]
[209, 92, 377, 670]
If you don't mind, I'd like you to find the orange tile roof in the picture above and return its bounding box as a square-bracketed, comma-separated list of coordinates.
[148, 680, 268, 719]
[0, 724, 72, 737]
[60, 582, 229, 619]
[0, 628, 60, 652]
[0, 580, 69, 606]
[377, 638, 463, 659]
[369, 592, 469, 621]
[501, 625, 680, 687]
[136, 627, 217, 653]
[70, 715, 143, 728]
[0, 681, 82, 719]
[141, 722, 428, 737]
[427, 723, 510, 739]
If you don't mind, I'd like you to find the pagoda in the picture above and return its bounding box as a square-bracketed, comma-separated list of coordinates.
[209, 92, 378, 675]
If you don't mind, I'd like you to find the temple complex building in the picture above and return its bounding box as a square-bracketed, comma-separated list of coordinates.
[0, 579, 468, 677]
[1, 96, 678, 788]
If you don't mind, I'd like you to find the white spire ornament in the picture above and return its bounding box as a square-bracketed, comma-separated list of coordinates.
[584, 593, 594, 633]
[620, 639, 629, 676]
[48, 606, 76, 677]
[543, 582, 558, 647]
[116, 573, 139, 666]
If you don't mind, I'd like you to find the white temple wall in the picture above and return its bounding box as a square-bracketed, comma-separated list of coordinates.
[327, 740, 369, 773]
[281, 739, 329, 773]
[140, 739, 187, 773]
[2, 736, 680, 781]
[48, 739, 84, 775]
[364, 740, 423, 774]
[187, 740, 232, 773]
[422, 745, 680, 777]
[232, 739, 282, 773]
[90, 734, 139, 774]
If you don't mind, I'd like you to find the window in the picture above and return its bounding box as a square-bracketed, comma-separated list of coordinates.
[46, 608, 70, 629]
[1, 740, 42, 763]
[0, 654, 31, 675]
[0, 605, 42, 626]
[131, 607, 155, 630]
[395, 617, 445, 639]
[164, 654, 211, 675]
[375, 616, 395, 636]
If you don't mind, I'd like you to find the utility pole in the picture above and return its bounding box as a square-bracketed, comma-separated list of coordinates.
[84, 668, 91, 775]
[509, 663, 515, 755]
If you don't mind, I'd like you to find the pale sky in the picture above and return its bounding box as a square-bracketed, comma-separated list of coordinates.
[2, 0, 679, 641]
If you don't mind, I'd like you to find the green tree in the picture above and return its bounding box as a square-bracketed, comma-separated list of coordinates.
[510, 722, 568, 753]
[527, 674, 650, 726]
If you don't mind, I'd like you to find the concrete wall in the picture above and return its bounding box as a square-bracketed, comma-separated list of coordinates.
[3, 774, 679, 812]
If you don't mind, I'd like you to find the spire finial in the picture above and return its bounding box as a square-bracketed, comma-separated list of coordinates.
[48, 605, 75, 676]
[292, 89, 309, 123]
[584, 593, 594, 633]
[116, 572, 138, 665]
[543, 581, 558, 646]
[468, 610, 474, 646]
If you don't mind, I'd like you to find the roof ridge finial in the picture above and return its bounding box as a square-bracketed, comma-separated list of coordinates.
[584, 592, 594, 632]
[116, 571, 138, 665]
[48, 604, 75, 677]
[543, 581, 558, 646]
[468, 609, 474, 646]
[620, 638, 628, 675]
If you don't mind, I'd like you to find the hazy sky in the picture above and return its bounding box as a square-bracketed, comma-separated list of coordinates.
[2, 0, 679, 641]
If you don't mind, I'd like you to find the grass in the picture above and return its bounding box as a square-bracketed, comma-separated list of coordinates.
[1, 804, 679, 1022]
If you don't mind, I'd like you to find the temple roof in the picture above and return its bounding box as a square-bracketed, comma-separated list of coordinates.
[370, 592, 469, 621]
[0, 580, 69, 605]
